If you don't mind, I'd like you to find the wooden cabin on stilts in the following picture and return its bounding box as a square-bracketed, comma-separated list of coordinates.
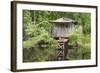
[51, 17, 76, 61]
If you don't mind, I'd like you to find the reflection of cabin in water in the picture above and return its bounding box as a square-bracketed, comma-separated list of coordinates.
[51, 17, 76, 61]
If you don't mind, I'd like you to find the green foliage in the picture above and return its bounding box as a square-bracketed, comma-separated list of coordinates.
[68, 26, 91, 60]
[23, 10, 91, 62]
[23, 10, 58, 62]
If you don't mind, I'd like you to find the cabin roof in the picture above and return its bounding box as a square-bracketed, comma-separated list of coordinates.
[51, 17, 75, 23]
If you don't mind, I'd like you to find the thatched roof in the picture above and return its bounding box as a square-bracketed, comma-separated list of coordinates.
[51, 17, 75, 23]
